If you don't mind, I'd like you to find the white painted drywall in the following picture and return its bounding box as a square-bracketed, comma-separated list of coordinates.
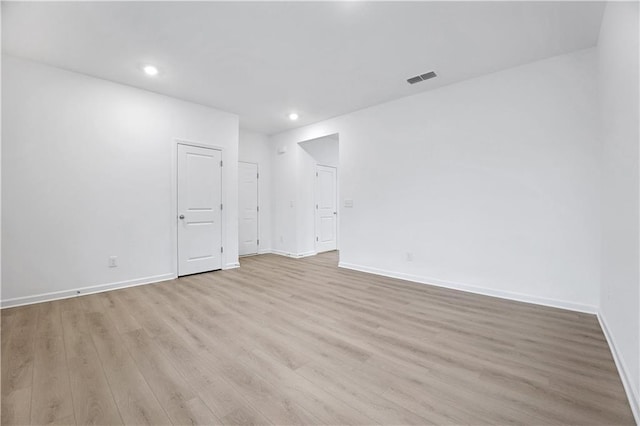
[0, 18, 3, 305]
[598, 1, 640, 415]
[239, 129, 272, 253]
[1, 55, 239, 305]
[270, 48, 601, 312]
[299, 135, 339, 167]
[0, 8, 3, 305]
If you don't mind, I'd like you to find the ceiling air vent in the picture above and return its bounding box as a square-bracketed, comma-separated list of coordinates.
[407, 71, 437, 85]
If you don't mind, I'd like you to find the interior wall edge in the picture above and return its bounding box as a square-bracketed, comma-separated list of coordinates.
[0, 272, 176, 309]
[338, 261, 598, 315]
[598, 312, 640, 425]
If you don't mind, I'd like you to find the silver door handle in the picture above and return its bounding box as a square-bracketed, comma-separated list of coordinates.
[179, 215, 185, 219]
[333, 212, 337, 215]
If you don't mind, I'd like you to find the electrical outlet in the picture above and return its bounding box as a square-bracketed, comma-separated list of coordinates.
[406, 252, 413, 262]
[108, 256, 118, 268]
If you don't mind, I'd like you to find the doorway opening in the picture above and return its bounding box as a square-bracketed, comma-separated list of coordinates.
[298, 133, 339, 256]
[238, 161, 259, 256]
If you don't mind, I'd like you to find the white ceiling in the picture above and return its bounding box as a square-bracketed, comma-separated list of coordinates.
[2, 1, 605, 135]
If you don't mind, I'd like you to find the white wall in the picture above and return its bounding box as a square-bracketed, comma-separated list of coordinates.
[299, 135, 339, 167]
[1, 55, 239, 306]
[270, 134, 298, 256]
[0, 11, 3, 305]
[598, 2, 640, 419]
[270, 48, 602, 312]
[238, 129, 272, 253]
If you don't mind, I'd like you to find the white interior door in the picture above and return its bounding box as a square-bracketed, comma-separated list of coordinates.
[238, 162, 259, 256]
[315, 165, 337, 253]
[177, 144, 222, 276]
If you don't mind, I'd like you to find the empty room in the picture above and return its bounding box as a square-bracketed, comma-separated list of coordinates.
[1, 1, 639, 425]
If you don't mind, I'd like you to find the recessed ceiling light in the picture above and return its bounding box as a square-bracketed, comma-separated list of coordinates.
[288, 112, 299, 121]
[143, 65, 159, 76]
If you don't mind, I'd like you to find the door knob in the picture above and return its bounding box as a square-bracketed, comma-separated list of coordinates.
[179, 215, 185, 219]
[333, 212, 337, 215]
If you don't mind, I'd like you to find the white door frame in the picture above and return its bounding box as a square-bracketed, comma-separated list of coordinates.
[171, 139, 225, 277]
[238, 161, 260, 257]
[315, 164, 338, 253]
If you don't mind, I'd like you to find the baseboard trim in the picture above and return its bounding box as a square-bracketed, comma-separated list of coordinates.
[271, 250, 318, 259]
[270, 249, 293, 257]
[597, 312, 640, 424]
[0, 273, 176, 309]
[338, 262, 597, 314]
[297, 251, 318, 258]
[239, 249, 273, 256]
[223, 262, 241, 270]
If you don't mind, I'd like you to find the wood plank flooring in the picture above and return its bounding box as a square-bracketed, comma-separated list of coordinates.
[1, 252, 635, 425]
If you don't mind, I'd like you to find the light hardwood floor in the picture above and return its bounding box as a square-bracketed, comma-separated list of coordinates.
[1, 252, 635, 425]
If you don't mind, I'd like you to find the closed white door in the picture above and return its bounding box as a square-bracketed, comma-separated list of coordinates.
[315, 165, 337, 253]
[177, 144, 222, 276]
[238, 162, 259, 256]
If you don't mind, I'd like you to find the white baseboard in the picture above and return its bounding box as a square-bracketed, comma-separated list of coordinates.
[223, 262, 240, 270]
[1, 273, 177, 309]
[239, 249, 273, 257]
[297, 251, 318, 258]
[598, 312, 640, 424]
[271, 249, 318, 259]
[270, 249, 292, 257]
[338, 262, 597, 314]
